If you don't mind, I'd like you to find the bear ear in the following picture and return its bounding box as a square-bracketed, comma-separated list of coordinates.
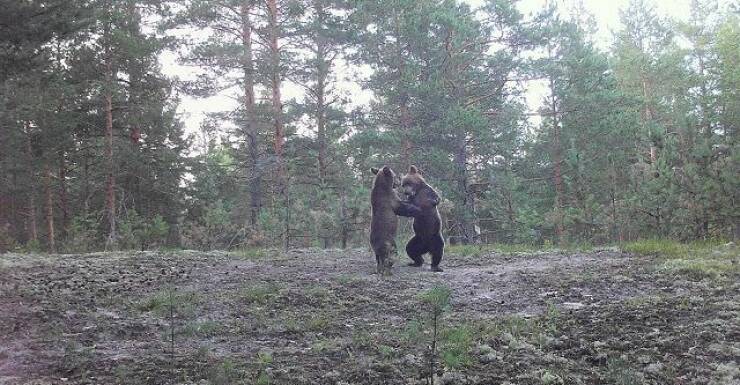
[409, 165, 420, 175]
[382, 166, 392, 176]
[371, 167, 379, 175]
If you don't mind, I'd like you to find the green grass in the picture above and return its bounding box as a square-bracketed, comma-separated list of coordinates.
[336, 274, 362, 285]
[539, 369, 564, 385]
[378, 344, 395, 360]
[137, 289, 201, 317]
[306, 314, 331, 331]
[446, 244, 537, 257]
[605, 357, 643, 385]
[311, 337, 344, 353]
[351, 329, 374, 348]
[468, 307, 562, 352]
[231, 247, 270, 260]
[305, 286, 332, 302]
[446, 242, 594, 257]
[180, 319, 221, 337]
[254, 351, 273, 385]
[401, 319, 424, 342]
[662, 258, 736, 280]
[440, 325, 474, 369]
[208, 358, 243, 385]
[239, 282, 281, 304]
[622, 239, 738, 280]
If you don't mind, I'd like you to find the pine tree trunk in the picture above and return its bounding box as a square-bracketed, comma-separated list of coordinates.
[25, 126, 38, 244]
[104, 16, 116, 249]
[266, 0, 284, 164]
[549, 77, 565, 244]
[314, 0, 328, 183]
[316, 64, 327, 183]
[454, 133, 476, 244]
[552, 119, 565, 243]
[642, 77, 658, 163]
[339, 190, 348, 249]
[394, 18, 412, 166]
[83, 148, 90, 215]
[58, 151, 69, 239]
[266, 0, 288, 249]
[240, 2, 261, 230]
[609, 158, 623, 242]
[44, 165, 55, 252]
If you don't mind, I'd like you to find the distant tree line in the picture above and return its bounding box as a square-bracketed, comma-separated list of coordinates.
[0, 0, 737, 253]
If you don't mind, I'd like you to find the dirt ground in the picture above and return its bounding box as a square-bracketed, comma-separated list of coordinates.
[0, 246, 738, 385]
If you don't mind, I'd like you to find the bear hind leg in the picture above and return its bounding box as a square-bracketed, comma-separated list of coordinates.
[376, 241, 396, 276]
[406, 235, 427, 267]
[429, 234, 445, 272]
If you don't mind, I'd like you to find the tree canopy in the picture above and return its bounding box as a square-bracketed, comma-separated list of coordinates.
[0, 0, 737, 253]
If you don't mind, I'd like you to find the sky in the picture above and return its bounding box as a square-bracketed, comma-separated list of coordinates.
[159, 0, 715, 137]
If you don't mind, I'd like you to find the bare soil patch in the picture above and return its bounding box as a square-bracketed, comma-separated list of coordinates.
[0, 247, 737, 384]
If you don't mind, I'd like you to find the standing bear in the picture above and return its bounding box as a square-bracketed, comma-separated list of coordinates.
[401, 165, 445, 272]
[370, 166, 422, 275]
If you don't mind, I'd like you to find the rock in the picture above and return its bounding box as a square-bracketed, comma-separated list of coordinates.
[402, 353, 419, 366]
[562, 302, 585, 310]
[477, 344, 494, 354]
[637, 355, 651, 364]
[324, 370, 340, 380]
[645, 363, 663, 373]
[439, 372, 466, 385]
[480, 352, 498, 364]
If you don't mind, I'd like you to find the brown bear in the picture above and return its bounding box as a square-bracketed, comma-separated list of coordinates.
[370, 166, 421, 275]
[400, 165, 445, 272]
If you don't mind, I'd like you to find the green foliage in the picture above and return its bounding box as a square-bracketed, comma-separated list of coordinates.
[119, 211, 170, 251]
[0, 225, 17, 253]
[622, 239, 725, 258]
[440, 326, 473, 369]
[63, 214, 99, 253]
[378, 344, 395, 360]
[19, 239, 43, 254]
[208, 358, 243, 385]
[137, 289, 201, 318]
[118, 210, 145, 250]
[239, 283, 281, 305]
[232, 248, 269, 260]
[623, 239, 738, 279]
[183, 200, 239, 250]
[401, 319, 425, 343]
[180, 320, 221, 337]
[419, 285, 452, 317]
[605, 357, 643, 385]
[306, 314, 331, 332]
[254, 352, 273, 385]
[1, 0, 737, 252]
[408, 285, 454, 383]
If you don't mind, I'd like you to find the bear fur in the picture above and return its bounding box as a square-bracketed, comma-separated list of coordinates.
[370, 166, 421, 275]
[401, 165, 445, 272]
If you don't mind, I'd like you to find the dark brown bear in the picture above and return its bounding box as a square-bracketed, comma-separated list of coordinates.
[401, 165, 445, 272]
[370, 166, 421, 275]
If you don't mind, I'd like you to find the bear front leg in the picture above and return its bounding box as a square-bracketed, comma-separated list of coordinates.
[394, 201, 422, 218]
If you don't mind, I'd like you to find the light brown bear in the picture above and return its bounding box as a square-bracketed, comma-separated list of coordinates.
[370, 166, 421, 275]
[400, 165, 444, 272]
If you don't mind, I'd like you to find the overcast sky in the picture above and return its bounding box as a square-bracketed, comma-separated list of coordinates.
[159, 0, 719, 137]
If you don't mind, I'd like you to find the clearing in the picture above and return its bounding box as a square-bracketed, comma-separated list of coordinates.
[1, 244, 738, 384]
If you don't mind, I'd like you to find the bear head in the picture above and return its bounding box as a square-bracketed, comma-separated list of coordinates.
[371, 166, 401, 189]
[400, 165, 426, 198]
